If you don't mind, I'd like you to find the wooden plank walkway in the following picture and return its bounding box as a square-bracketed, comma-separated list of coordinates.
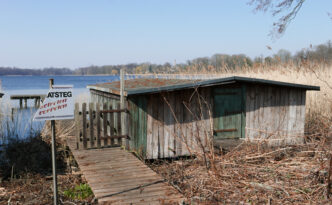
[67, 137, 185, 204]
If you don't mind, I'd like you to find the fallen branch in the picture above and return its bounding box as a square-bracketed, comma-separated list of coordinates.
[245, 147, 292, 160]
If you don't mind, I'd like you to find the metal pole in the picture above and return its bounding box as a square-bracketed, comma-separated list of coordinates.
[51, 120, 58, 205]
[49, 78, 58, 205]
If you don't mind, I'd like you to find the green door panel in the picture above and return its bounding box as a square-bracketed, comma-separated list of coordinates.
[213, 87, 243, 139]
[129, 96, 147, 157]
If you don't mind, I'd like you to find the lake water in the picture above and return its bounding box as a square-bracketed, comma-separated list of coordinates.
[0, 75, 123, 142]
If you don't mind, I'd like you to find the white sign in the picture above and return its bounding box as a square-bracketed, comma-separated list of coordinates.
[33, 85, 74, 121]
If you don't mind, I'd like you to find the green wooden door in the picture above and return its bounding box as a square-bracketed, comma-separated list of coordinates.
[213, 87, 244, 139]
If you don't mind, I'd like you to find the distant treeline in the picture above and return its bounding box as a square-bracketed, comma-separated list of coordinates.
[1, 41, 331, 75]
[0, 67, 73, 76]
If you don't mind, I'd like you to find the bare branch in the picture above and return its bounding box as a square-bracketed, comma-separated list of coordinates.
[249, 0, 305, 38]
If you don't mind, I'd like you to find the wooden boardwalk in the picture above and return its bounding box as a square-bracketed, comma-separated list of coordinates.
[67, 137, 185, 204]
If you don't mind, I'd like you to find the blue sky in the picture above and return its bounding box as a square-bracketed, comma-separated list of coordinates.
[0, 0, 331, 69]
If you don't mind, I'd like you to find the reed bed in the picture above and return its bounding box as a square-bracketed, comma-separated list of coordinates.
[146, 63, 332, 117]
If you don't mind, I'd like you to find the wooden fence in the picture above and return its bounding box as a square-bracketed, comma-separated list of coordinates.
[74, 102, 128, 149]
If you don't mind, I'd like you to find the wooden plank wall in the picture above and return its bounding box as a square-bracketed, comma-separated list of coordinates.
[91, 88, 214, 159]
[128, 95, 148, 156]
[245, 85, 306, 145]
[145, 88, 213, 159]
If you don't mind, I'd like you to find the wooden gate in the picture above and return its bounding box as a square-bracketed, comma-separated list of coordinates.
[74, 102, 128, 149]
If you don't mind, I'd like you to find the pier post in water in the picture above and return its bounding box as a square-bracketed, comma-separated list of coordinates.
[24, 98, 27, 109]
[19, 99, 22, 109]
[34, 97, 41, 108]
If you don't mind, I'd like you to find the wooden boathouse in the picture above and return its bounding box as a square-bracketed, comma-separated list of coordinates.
[88, 76, 320, 159]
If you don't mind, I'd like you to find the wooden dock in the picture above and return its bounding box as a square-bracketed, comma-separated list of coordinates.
[10, 94, 46, 108]
[67, 137, 185, 204]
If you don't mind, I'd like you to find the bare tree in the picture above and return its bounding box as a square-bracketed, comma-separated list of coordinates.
[249, 0, 305, 38]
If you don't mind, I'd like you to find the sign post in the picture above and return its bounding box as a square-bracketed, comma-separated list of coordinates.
[33, 79, 74, 205]
[50, 79, 58, 205]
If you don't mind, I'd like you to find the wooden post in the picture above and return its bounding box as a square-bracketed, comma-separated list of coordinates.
[113, 100, 118, 139]
[75, 103, 80, 149]
[82, 103, 87, 149]
[117, 102, 122, 146]
[11, 108, 14, 121]
[24, 98, 27, 109]
[49, 78, 54, 88]
[96, 103, 101, 148]
[103, 103, 108, 146]
[89, 103, 94, 148]
[120, 68, 128, 149]
[49, 78, 58, 205]
[19, 99, 22, 109]
[109, 104, 114, 146]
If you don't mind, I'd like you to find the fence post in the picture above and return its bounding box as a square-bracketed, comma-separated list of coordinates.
[75, 103, 80, 149]
[120, 68, 128, 149]
[109, 104, 114, 146]
[89, 103, 94, 148]
[103, 103, 108, 146]
[117, 102, 122, 146]
[113, 101, 118, 141]
[96, 103, 101, 148]
[82, 103, 87, 149]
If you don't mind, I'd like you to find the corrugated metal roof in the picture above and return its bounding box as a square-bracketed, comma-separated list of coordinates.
[87, 76, 320, 96]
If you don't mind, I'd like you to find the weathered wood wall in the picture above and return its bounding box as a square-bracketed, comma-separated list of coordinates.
[142, 87, 213, 159]
[91, 83, 308, 158]
[245, 85, 306, 145]
[128, 95, 148, 156]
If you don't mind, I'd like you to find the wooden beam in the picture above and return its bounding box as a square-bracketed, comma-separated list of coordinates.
[99, 109, 127, 113]
[214, 128, 237, 133]
[100, 135, 130, 140]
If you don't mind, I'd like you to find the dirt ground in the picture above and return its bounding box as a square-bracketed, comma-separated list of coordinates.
[0, 172, 96, 205]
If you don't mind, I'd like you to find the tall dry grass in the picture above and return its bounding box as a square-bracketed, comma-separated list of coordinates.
[145, 63, 332, 120]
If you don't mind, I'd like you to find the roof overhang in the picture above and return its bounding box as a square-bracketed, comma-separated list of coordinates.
[88, 76, 320, 97]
